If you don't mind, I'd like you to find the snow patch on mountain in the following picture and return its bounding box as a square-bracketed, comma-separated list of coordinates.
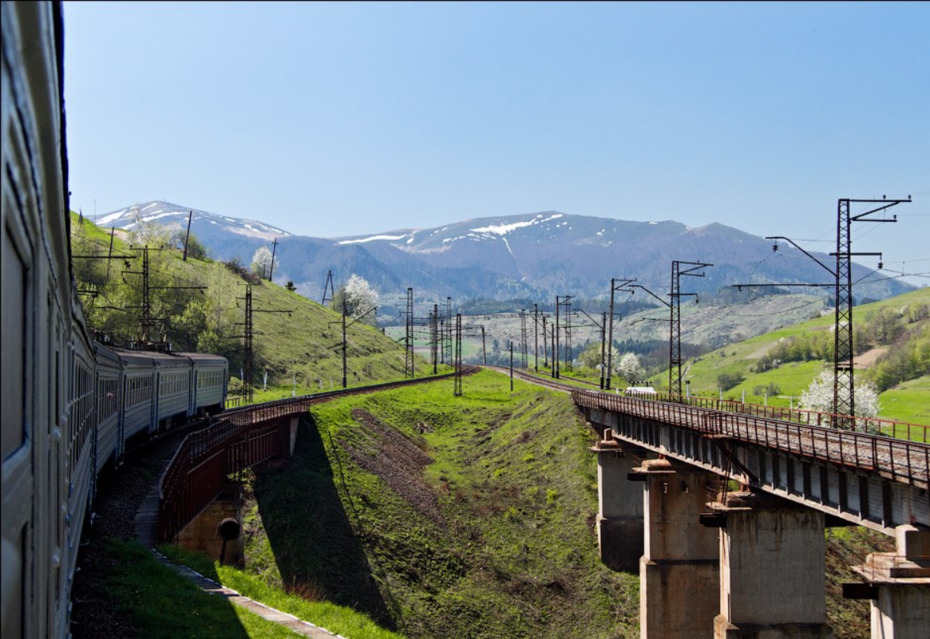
[93, 201, 290, 241]
[338, 233, 409, 245]
[470, 213, 563, 236]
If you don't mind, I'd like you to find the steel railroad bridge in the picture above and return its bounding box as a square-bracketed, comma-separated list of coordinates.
[571, 386, 929, 639]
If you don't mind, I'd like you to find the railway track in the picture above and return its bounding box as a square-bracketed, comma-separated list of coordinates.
[484, 365, 589, 393]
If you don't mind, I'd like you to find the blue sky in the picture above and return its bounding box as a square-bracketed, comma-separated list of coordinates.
[64, 2, 928, 280]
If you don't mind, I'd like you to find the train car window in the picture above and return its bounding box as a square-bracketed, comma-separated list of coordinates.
[2, 223, 29, 461]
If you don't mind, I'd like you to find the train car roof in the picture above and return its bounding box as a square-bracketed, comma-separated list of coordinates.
[112, 348, 194, 367]
[174, 352, 228, 365]
[94, 341, 122, 362]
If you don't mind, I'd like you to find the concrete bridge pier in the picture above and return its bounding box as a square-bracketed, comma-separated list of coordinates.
[850, 524, 930, 639]
[591, 429, 643, 572]
[709, 491, 832, 638]
[633, 457, 719, 639]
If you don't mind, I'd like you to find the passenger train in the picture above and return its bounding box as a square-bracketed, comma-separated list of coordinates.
[2, 3, 228, 637]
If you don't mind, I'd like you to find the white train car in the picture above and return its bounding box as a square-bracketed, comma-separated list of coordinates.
[94, 342, 122, 469]
[117, 348, 158, 441]
[180, 352, 228, 415]
[1, 6, 229, 636]
[153, 351, 194, 427]
[2, 3, 73, 636]
[66, 303, 96, 609]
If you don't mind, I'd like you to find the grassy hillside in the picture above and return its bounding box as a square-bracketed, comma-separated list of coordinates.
[70, 213, 433, 392]
[649, 287, 930, 424]
[217, 371, 639, 638]
[878, 374, 930, 424]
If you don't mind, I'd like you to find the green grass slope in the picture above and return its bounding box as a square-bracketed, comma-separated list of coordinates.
[225, 371, 639, 638]
[649, 287, 930, 424]
[879, 374, 930, 425]
[70, 213, 432, 391]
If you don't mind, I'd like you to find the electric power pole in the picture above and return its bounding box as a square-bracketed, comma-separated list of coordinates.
[481, 325, 486, 365]
[563, 297, 572, 372]
[600, 311, 607, 389]
[182, 210, 192, 261]
[624, 261, 711, 399]
[405, 287, 415, 377]
[554, 296, 560, 378]
[106, 227, 116, 281]
[342, 304, 347, 388]
[454, 314, 463, 396]
[445, 297, 453, 366]
[732, 195, 908, 422]
[509, 341, 514, 391]
[542, 315, 548, 368]
[431, 304, 439, 374]
[605, 277, 636, 390]
[551, 324, 557, 379]
[533, 304, 539, 372]
[832, 197, 906, 419]
[520, 309, 528, 368]
[321, 270, 335, 306]
[267, 237, 278, 281]
[121, 245, 206, 349]
[235, 284, 292, 402]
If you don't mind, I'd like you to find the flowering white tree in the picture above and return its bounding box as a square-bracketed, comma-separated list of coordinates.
[342, 274, 379, 318]
[250, 246, 273, 277]
[128, 210, 171, 247]
[799, 369, 880, 418]
[616, 352, 645, 384]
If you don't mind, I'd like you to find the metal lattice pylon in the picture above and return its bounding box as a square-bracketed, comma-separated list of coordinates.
[454, 314, 463, 396]
[405, 287, 414, 377]
[833, 199, 854, 419]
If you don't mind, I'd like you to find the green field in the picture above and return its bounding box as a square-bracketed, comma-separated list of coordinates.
[649, 288, 930, 424]
[879, 375, 930, 425]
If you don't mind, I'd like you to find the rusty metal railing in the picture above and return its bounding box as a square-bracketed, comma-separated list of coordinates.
[649, 393, 929, 443]
[573, 390, 930, 490]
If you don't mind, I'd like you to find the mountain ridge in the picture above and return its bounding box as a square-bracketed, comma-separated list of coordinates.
[94, 201, 913, 308]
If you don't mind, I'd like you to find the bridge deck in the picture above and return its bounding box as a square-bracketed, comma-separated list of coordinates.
[573, 390, 929, 490]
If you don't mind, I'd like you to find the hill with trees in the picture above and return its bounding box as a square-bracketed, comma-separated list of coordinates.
[647, 287, 930, 425]
[69, 213, 434, 397]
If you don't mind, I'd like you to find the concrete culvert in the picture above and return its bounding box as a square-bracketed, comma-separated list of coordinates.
[218, 518, 241, 541]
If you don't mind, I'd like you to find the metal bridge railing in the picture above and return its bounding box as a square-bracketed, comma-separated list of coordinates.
[643, 392, 930, 443]
[573, 390, 930, 490]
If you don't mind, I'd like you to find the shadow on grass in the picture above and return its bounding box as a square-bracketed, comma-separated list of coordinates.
[253, 415, 396, 629]
[83, 538, 258, 639]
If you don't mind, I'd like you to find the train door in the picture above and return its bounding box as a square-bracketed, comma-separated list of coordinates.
[1, 196, 36, 638]
[118, 374, 127, 460]
[190, 367, 197, 417]
[152, 369, 160, 433]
